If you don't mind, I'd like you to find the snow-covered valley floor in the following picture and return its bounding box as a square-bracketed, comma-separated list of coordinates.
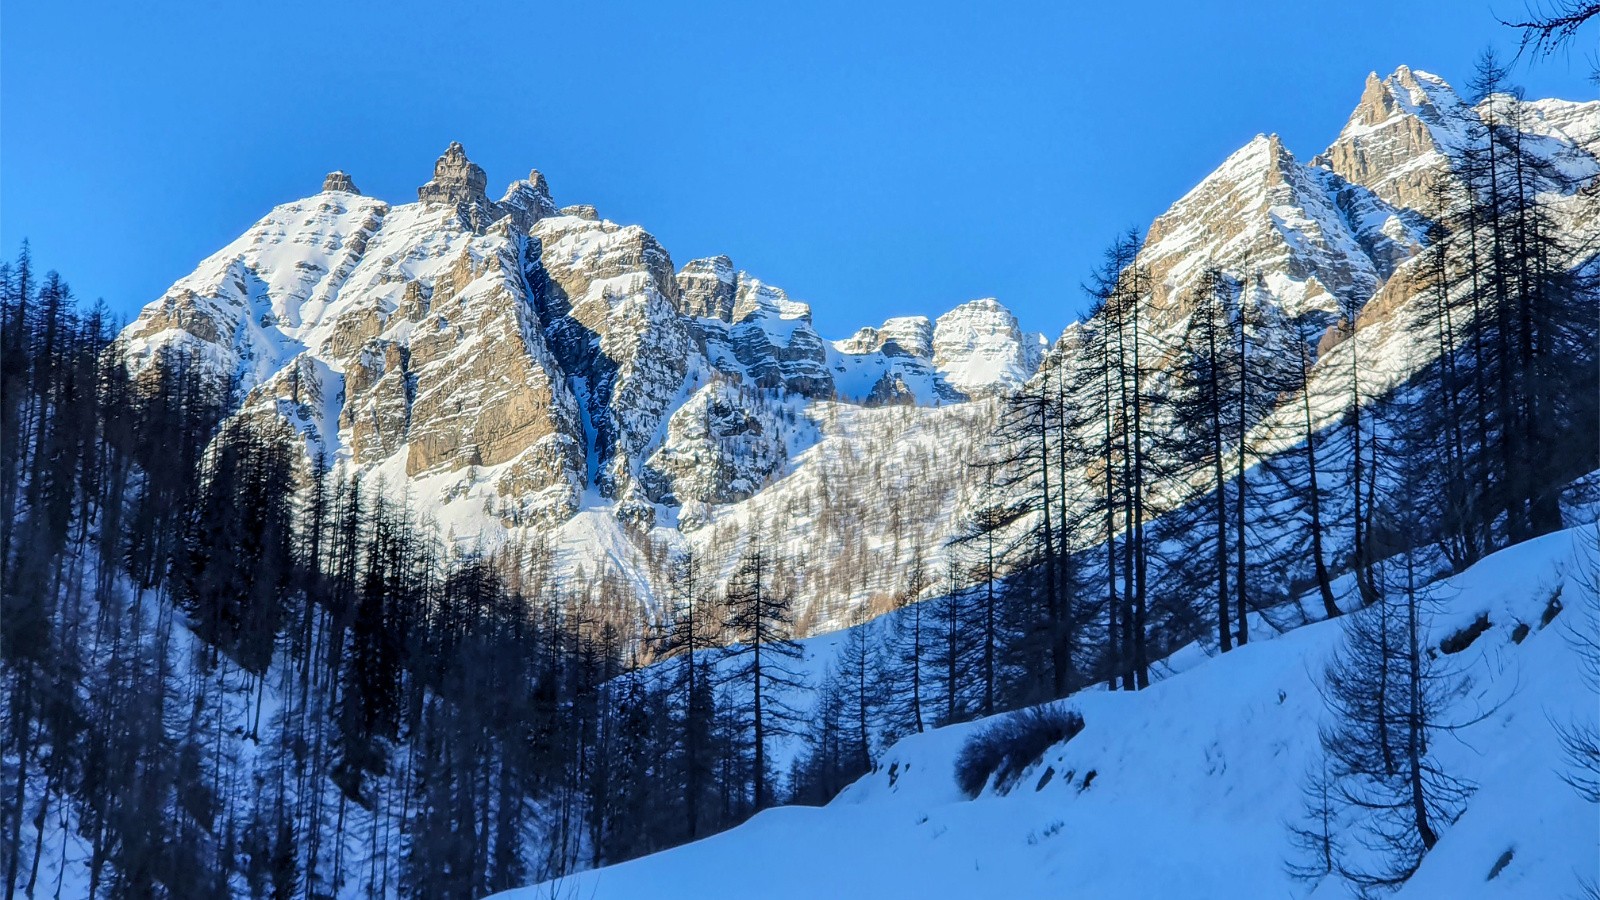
[500, 528, 1599, 900]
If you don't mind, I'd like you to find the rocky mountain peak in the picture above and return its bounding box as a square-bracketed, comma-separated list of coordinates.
[934, 299, 1024, 344]
[1390, 66, 1455, 108]
[521, 168, 552, 198]
[834, 326, 881, 355]
[1350, 71, 1395, 129]
[498, 169, 558, 230]
[1340, 67, 1457, 132]
[1180, 134, 1298, 201]
[1264, 133, 1293, 178]
[1315, 66, 1473, 211]
[672, 262, 834, 398]
[321, 171, 360, 194]
[676, 256, 738, 321]
[1221, 133, 1295, 184]
[931, 298, 1043, 397]
[1140, 129, 1416, 325]
[418, 141, 489, 207]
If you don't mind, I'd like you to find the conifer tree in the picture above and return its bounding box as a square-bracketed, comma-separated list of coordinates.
[881, 554, 931, 742]
[1305, 391, 1474, 892]
[720, 544, 807, 811]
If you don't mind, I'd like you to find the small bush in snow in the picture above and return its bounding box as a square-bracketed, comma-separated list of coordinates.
[954, 703, 1084, 799]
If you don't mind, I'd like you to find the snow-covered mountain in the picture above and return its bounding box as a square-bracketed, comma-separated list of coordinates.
[116, 67, 1600, 631]
[29, 63, 1590, 900]
[831, 298, 1047, 403]
[114, 143, 1050, 627]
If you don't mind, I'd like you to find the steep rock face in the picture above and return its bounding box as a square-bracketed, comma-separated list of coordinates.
[418, 141, 489, 206]
[676, 255, 738, 321]
[417, 141, 509, 232]
[1316, 67, 1473, 212]
[402, 237, 584, 492]
[1316, 66, 1600, 212]
[865, 371, 919, 406]
[498, 170, 559, 232]
[678, 259, 836, 398]
[531, 214, 693, 517]
[343, 340, 411, 462]
[314, 175, 583, 522]
[726, 278, 834, 396]
[322, 171, 360, 194]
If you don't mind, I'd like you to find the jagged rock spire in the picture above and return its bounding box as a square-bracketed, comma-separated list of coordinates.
[322, 171, 360, 194]
[498, 169, 558, 231]
[1315, 66, 1472, 211]
[418, 141, 489, 206]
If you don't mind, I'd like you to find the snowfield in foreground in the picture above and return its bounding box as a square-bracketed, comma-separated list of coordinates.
[499, 528, 1599, 900]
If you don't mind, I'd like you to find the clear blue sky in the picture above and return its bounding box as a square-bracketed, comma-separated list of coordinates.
[2, 1, 1593, 337]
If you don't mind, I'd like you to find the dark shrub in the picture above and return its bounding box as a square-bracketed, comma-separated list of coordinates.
[954, 703, 1085, 799]
[1439, 612, 1491, 654]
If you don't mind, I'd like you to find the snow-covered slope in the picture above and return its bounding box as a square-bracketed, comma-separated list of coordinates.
[501, 526, 1599, 900]
[1140, 132, 1423, 327]
[676, 399, 1001, 632]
